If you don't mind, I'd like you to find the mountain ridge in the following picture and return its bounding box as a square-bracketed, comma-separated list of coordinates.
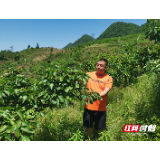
[63, 21, 147, 49]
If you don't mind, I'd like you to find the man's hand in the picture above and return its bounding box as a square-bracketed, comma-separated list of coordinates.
[100, 87, 110, 97]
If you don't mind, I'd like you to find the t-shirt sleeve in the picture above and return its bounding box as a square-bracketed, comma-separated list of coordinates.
[105, 76, 113, 89]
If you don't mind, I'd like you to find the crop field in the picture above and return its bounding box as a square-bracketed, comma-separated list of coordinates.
[0, 20, 160, 141]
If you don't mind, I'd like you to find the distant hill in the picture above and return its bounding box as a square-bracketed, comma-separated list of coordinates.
[97, 22, 146, 40]
[63, 21, 147, 49]
[63, 34, 95, 49]
[139, 23, 147, 33]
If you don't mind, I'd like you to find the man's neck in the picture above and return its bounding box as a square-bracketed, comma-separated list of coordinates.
[96, 72, 106, 77]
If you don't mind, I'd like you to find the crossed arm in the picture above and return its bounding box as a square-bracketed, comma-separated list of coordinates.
[100, 87, 110, 97]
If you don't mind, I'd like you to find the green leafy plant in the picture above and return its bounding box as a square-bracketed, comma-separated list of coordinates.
[68, 129, 84, 141]
[145, 19, 160, 43]
[0, 65, 103, 140]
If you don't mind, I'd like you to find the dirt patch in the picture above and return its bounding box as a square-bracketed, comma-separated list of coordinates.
[32, 49, 65, 62]
[33, 55, 46, 62]
[53, 49, 65, 54]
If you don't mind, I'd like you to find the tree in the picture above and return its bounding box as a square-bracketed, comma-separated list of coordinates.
[36, 43, 39, 48]
[27, 45, 30, 49]
[145, 19, 160, 43]
[51, 47, 53, 52]
[91, 33, 95, 39]
[10, 46, 14, 52]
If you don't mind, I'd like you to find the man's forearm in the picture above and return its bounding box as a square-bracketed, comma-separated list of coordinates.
[100, 87, 110, 97]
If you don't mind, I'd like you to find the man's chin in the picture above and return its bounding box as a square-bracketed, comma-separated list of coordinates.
[96, 70, 105, 75]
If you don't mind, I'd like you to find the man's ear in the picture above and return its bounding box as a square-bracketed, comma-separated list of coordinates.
[105, 66, 108, 70]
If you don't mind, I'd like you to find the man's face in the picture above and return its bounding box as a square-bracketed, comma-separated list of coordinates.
[96, 61, 107, 75]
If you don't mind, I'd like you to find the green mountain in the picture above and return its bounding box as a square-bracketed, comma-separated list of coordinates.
[63, 21, 147, 49]
[63, 34, 95, 49]
[97, 22, 146, 40]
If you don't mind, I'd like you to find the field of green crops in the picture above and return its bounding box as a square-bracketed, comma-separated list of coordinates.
[0, 20, 160, 141]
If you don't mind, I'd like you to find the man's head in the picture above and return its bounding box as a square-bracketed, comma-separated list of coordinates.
[96, 58, 108, 76]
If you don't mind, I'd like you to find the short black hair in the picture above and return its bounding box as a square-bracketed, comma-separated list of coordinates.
[98, 58, 108, 67]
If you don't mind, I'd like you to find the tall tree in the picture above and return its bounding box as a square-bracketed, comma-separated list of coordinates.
[10, 46, 14, 52]
[145, 19, 160, 43]
[27, 45, 30, 49]
[36, 43, 39, 48]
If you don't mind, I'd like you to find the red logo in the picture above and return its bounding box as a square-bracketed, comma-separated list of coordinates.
[123, 125, 140, 132]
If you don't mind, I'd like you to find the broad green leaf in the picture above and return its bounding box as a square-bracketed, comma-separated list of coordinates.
[58, 95, 64, 102]
[7, 126, 16, 133]
[21, 121, 29, 127]
[15, 129, 20, 138]
[51, 100, 57, 104]
[15, 78, 18, 85]
[57, 87, 61, 91]
[64, 87, 70, 93]
[14, 89, 20, 95]
[26, 115, 35, 120]
[56, 99, 60, 107]
[4, 90, 10, 96]
[71, 75, 75, 80]
[75, 83, 79, 88]
[43, 93, 48, 99]
[16, 120, 22, 128]
[53, 70, 57, 76]
[40, 112, 45, 117]
[10, 120, 15, 125]
[21, 127, 34, 134]
[33, 105, 38, 109]
[16, 111, 24, 121]
[65, 99, 69, 106]
[0, 125, 7, 133]
[38, 81, 43, 85]
[2, 92, 6, 97]
[38, 91, 45, 97]
[4, 134, 12, 140]
[16, 75, 24, 77]
[22, 95, 28, 103]
[50, 83, 54, 90]
[41, 99, 45, 104]
[0, 112, 10, 120]
[59, 76, 64, 82]
[19, 135, 30, 141]
[81, 95, 87, 100]
[83, 77, 88, 84]
[3, 73, 9, 76]
[0, 91, 2, 99]
[43, 79, 47, 83]
[89, 96, 93, 104]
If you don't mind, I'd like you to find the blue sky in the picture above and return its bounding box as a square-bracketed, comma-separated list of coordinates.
[0, 19, 147, 52]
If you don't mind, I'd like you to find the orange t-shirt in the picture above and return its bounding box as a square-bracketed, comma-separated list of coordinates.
[84, 71, 113, 111]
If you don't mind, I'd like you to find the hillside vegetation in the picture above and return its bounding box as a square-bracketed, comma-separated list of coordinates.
[0, 19, 160, 141]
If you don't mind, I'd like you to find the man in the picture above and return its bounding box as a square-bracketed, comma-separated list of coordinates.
[83, 58, 113, 139]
